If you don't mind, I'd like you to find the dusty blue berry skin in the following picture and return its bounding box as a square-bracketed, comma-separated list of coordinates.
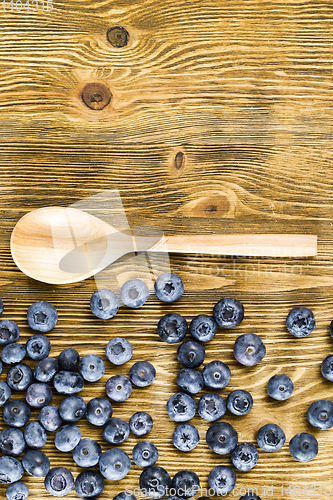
[90, 289, 120, 320]
[55, 424, 81, 452]
[213, 297, 244, 328]
[105, 375, 132, 402]
[3, 399, 31, 427]
[132, 441, 159, 467]
[0, 381, 11, 406]
[286, 306, 315, 337]
[0, 359, 2, 375]
[0, 456, 24, 484]
[157, 313, 188, 344]
[0, 427, 25, 456]
[26, 382, 53, 408]
[307, 399, 333, 430]
[24, 421, 47, 449]
[7, 363, 33, 391]
[26, 334, 51, 361]
[321, 355, 333, 382]
[1, 343, 26, 364]
[257, 423, 285, 452]
[34, 357, 59, 383]
[177, 340, 205, 368]
[289, 432, 318, 462]
[208, 466, 236, 495]
[154, 272, 184, 303]
[0, 320, 20, 346]
[130, 412, 153, 436]
[79, 354, 105, 382]
[139, 466, 171, 499]
[226, 390, 253, 416]
[171, 470, 200, 499]
[99, 448, 131, 480]
[166, 393, 196, 422]
[239, 495, 261, 500]
[27, 301, 58, 333]
[0, 298, 3, 315]
[59, 395, 86, 423]
[198, 393, 226, 422]
[130, 361, 156, 387]
[202, 360, 231, 389]
[103, 418, 130, 445]
[172, 424, 199, 452]
[176, 368, 204, 394]
[44, 467, 74, 497]
[105, 337, 132, 366]
[73, 438, 102, 468]
[6, 481, 29, 500]
[75, 470, 105, 499]
[189, 315, 217, 342]
[86, 397, 113, 426]
[54, 371, 84, 394]
[231, 442, 259, 471]
[58, 348, 80, 371]
[121, 279, 149, 308]
[234, 333, 266, 366]
[22, 449, 50, 477]
[39, 405, 62, 431]
[267, 374, 293, 400]
[206, 422, 238, 455]
[114, 494, 137, 500]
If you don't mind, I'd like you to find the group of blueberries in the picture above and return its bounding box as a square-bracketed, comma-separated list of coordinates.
[0, 272, 332, 500]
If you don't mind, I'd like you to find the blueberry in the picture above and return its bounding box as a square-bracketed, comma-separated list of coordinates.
[132, 441, 159, 467]
[198, 393, 226, 422]
[171, 470, 200, 499]
[130, 412, 153, 436]
[79, 354, 105, 382]
[177, 340, 205, 368]
[121, 279, 149, 308]
[189, 315, 217, 342]
[59, 395, 86, 423]
[206, 422, 238, 454]
[55, 424, 81, 452]
[86, 397, 113, 426]
[90, 289, 120, 319]
[330, 320, 333, 339]
[99, 448, 131, 480]
[105, 337, 132, 365]
[234, 333, 266, 366]
[231, 442, 259, 471]
[6, 481, 29, 500]
[157, 313, 188, 344]
[166, 393, 196, 422]
[34, 357, 59, 383]
[321, 355, 333, 382]
[26, 334, 51, 360]
[58, 348, 80, 371]
[0, 359, 2, 375]
[256, 423, 285, 452]
[307, 399, 333, 430]
[73, 438, 102, 468]
[286, 306, 315, 337]
[26, 383, 53, 408]
[113, 494, 137, 500]
[105, 374, 132, 402]
[53, 371, 84, 394]
[129, 361, 156, 387]
[213, 297, 244, 328]
[44, 467, 74, 497]
[3, 399, 31, 427]
[176, 368, 203, 394]
[208, 465, 236, 495]
[1, 342, 26, 364]
[172, 424, 199, 452]
[24, 421, 47, 449]
[103, 418, 130, 445]
[0, 381, 11, 406]
[22, 449, 50, 477]
[0, 320, 20, 346]
[0, 456, 24, 484]
[7, 363, 33, 391]
[0, 297, 3, 315]
[226, 390, 253, 416]
[239, 495, 261, 500]
[267, 374, 293, 400]
[39, 405, 62, 431]
[202, 360, 231, 389]
[289, 432, 318, 462]
[0, 427, 25, 456]
[75, 470, 105, 499]
[27, 300, 57, 332]
[139, 466, 171, 499]
[154, 272, 184, 303]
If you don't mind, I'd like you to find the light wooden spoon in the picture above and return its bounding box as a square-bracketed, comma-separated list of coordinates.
[10, 207, 317, 285]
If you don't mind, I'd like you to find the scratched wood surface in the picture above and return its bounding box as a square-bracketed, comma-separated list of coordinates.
[1, 0, 333, 498]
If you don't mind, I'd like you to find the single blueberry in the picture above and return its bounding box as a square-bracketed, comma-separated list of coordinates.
[7, 363, 33, 391]
[213, 297, 244, 328]
[139, 466, 171, 499]
[206, 422, 238, 454]
[59, 395, 86, 423]
[105, 374, 132, 402]
[58, 348, 80, 371]
[208, 465, 236, 495]
[0, 456, 24, 484]
[86, 397, 113, 426]
[39, 405, 62, 431]
[321, 355, 333, 382]
[3, 399, 31, 427]
[154, 272, 184, 303]
[267, 374, 293, 400]
[198, 393, 226, 422]
[24, 421, 47, 449]
[6, 481, 29, 500]
[0, 320, 20, 346]
[239, 495, 261, 500]
[26, 382, 53, 408]
[129, 412, 153, 436]
[289, 432, 318, 462]
[256, 423, 285, 452]
[307, 399, 333, 430]
[231, 442, 259, 471]
[22, 449, 50, 477]
[121, 279, 149, 308]
[177, 340, 205, 368]
[34, 357, 59, 383]
[73, 438, 102, 468]
[166, 393, 196, 422]
[0, 427, 25, 456]
[90, 289, 120, 319]
[105, 337, 133, 366]
[79, 354, 105, 382]
[113, 494, 137, 500]
[55, 424, 81, 452]
[1, 342, 26, 365]
[26, 334, 51, 360]
[0, 359, 2, 375]
[0, 381, 11, 406]
[234, 333, 266, 366]
[226, 390, 253, 416]
[132, 441, 159, 467]
[176, 368, 203, 394]
[189, 315, 217, 342]
[171, 470, 200, 499]
[0, 297, 3, 315]
[103, 418, 130, 445]
[202, 360, 231, 389]
[330, 320, 333, 339]
[75, 470, 105, 499]
[172, 424, 199, 452]
[99, 448, 131, 480]
[27, 301, 58, 332]
[44, 467, 74, 497]
[53, 371, 84, 394]
[286, 306, 315, 337]
[157, 313, 188, 344]
[129, 361, 156, 387]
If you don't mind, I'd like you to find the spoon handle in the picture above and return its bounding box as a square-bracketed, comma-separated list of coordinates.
[149, 234, 317, 257]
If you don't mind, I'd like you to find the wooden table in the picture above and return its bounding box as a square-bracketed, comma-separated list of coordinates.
[1, 0, 333, 498]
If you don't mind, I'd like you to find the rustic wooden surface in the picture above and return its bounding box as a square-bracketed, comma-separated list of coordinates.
[1, 0, 333, 498]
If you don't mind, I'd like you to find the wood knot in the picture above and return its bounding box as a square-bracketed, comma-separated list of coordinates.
[190, 194, 231, 218]
[107, 26, 129, 48]
[81, 83, 111, 110]
[174, 151, 185, 170]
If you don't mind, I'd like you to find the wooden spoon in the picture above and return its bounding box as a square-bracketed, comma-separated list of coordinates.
[10, 207, 317, 285]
